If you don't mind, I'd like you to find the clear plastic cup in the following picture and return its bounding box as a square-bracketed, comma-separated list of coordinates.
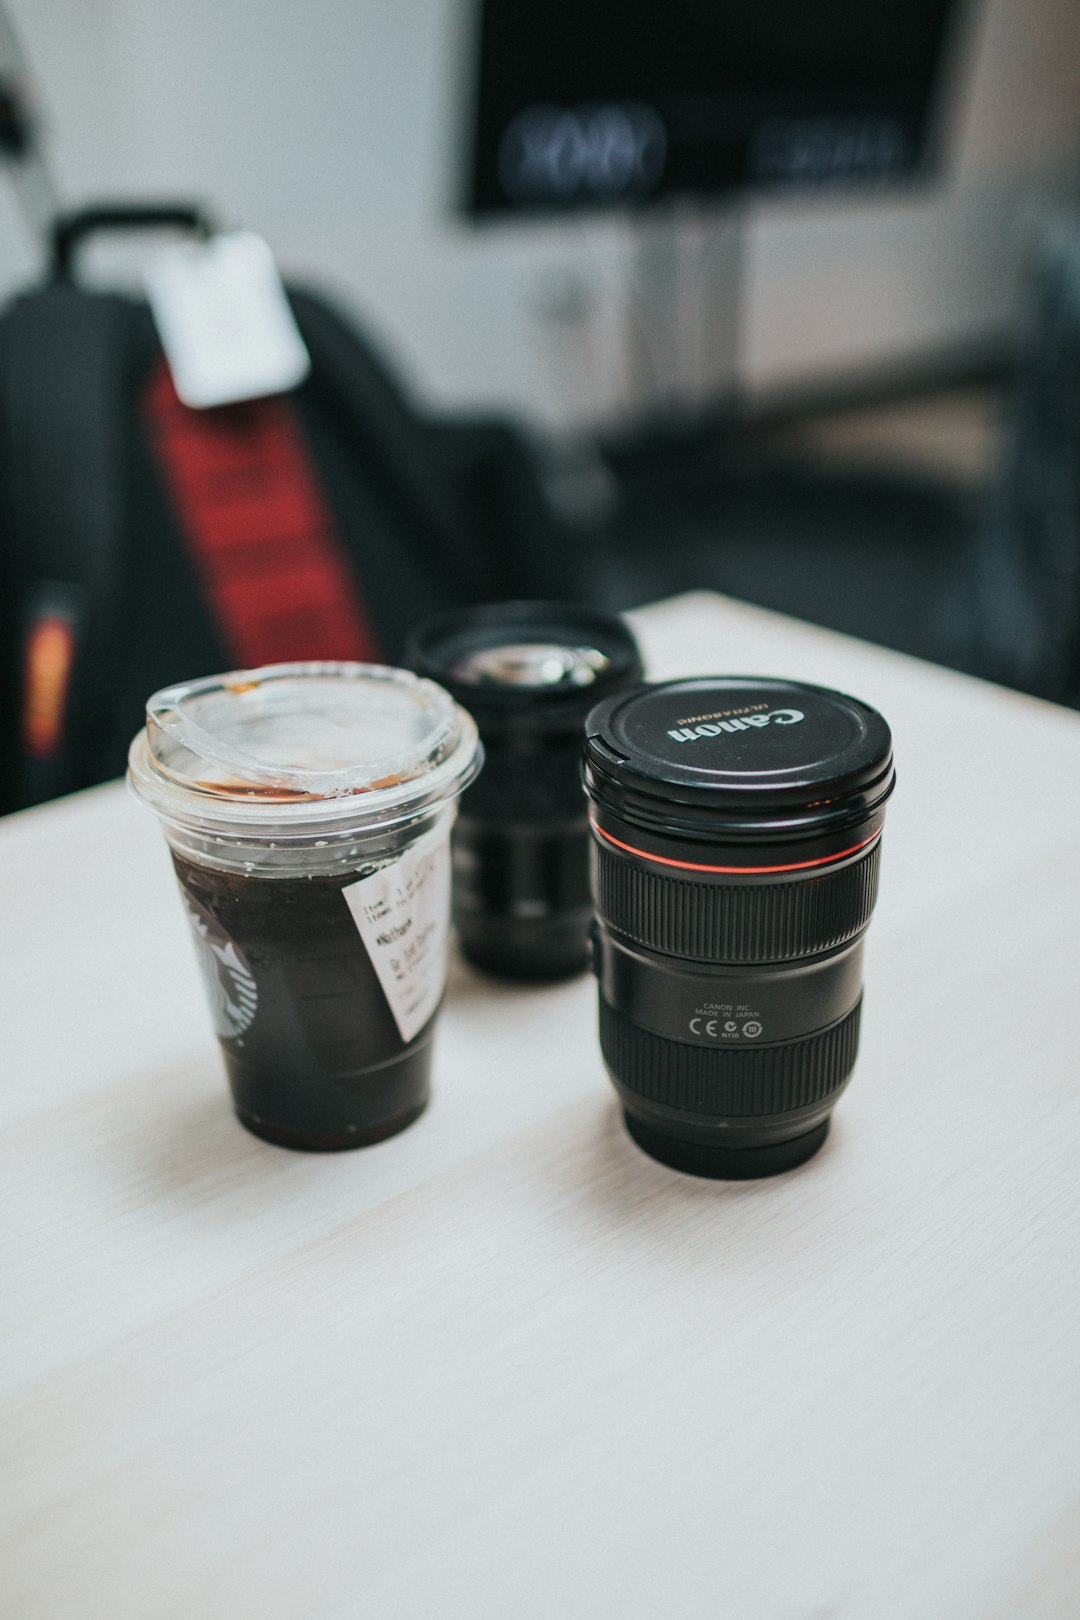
[128, 661, 482, 1150]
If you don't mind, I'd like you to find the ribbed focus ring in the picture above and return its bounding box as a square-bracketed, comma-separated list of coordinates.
[599, 997, 861, 1117]
[592, 839, 880, 964]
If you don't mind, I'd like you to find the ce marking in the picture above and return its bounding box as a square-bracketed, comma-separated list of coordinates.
[689, 1016, 763, 1039]
[690, 1017, 727, 1036]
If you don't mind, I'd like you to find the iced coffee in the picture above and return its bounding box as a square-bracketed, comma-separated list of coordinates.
[128, 662, 481, 1149]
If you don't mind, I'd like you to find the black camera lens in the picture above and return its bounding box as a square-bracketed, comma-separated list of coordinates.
[584, 676, 895, 1178]
[408, 601, 643, 980]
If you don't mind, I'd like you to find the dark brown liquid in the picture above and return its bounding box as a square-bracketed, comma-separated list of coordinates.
[172, 852, 434, 1150]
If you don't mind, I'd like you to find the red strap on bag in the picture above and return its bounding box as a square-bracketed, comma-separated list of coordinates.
[144, 362, 380, 668]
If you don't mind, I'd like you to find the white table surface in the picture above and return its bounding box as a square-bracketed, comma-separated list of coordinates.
[3, 591, 1080, 1620]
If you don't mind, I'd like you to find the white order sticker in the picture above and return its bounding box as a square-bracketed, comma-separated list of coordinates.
[341, 824, 451, 1044]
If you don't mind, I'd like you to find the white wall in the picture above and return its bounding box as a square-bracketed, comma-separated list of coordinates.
[2, 0, 1079, 429]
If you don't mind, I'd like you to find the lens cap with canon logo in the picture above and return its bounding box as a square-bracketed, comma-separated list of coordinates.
[584, 676, 895, 848]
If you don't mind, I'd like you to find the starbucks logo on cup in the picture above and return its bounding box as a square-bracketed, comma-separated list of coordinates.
[183, 894, 258, 1040]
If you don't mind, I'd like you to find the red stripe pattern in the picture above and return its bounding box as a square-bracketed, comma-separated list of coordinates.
[144, 361, 379, 669]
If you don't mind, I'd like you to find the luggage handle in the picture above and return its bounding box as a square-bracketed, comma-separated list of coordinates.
[50, 203, 216, 283]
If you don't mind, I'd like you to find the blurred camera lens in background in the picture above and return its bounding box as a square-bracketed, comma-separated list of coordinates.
[408, 601, 643, 980]
[584, 676, 895, 1178]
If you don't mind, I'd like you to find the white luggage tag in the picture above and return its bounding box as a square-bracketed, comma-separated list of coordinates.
[145, 229, 310, 408]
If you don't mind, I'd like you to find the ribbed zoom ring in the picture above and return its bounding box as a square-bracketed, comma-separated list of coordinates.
[592, 839, 880, 964]
[599, 998, 862, 1117]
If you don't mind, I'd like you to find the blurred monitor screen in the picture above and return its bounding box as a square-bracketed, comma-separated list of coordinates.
[464, 0, 959, 217]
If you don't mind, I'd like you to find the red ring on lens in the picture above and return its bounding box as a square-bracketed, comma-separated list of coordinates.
[589, 820, 881, 875]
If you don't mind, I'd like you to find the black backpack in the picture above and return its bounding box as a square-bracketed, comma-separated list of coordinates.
[0, 205, 578, 812]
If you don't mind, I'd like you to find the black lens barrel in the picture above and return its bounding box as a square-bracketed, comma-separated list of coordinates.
[591, 843, 877, 1175]
[584, 676, 894, 1178]
[592, 832, 883, 963]
[407, 601, 643, 979]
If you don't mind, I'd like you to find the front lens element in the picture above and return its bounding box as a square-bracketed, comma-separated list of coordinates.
[452, 641, 611, 689]
[584, 676, 895, 1178]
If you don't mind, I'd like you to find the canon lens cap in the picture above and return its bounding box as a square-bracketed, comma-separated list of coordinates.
[585, 676, 894, 836]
